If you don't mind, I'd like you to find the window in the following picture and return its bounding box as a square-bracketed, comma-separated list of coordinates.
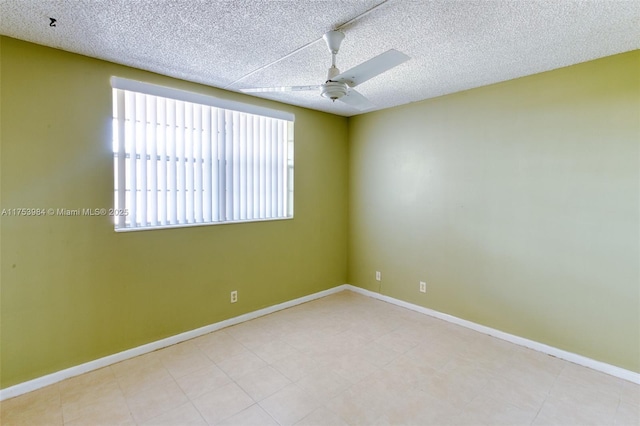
[111, 77, 294, 231]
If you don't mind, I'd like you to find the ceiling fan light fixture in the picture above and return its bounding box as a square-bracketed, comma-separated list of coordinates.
[321, 81, 347, 101]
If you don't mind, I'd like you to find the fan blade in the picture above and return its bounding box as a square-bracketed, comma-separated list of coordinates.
[339, 89, 375, 111]
[334, 49, 410, 87]
[240, 85, 319, 93]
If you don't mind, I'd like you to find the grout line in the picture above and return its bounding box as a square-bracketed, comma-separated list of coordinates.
[531, 364, 562, 425]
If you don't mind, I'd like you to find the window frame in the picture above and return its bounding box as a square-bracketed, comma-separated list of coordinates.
[111, 77, 294, 232]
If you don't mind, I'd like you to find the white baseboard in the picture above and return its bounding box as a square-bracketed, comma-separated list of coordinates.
[2, 283, 637, 401]
[0, 285, 349, 401]
[344, 284, 640, 384]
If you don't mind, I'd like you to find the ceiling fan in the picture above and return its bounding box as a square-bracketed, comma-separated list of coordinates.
[240, 30, 410, 110]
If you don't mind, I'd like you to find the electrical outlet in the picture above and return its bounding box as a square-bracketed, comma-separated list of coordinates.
[419, 281, 426, 293]
[375, 271, 381, 281]
[230, 290, 238, 303]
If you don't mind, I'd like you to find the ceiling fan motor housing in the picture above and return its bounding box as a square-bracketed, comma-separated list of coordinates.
[321, 81, 347, 100]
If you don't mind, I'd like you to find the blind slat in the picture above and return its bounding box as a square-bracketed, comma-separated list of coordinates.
[127, 91, 138, 227]
[158, 97, 167, 225]
[232, 111, 240, 221]
[218, 109, 226, 220]
[277, 120, 283, 218]
[239, 113, 247, 221]
[185, 103, 194, 224]
[259, 117, 266, 219]
[167, 99, 177, 224]
[253, 116, 260, 219]
[139, 94, 148, 227]
[246, 115, 254, 220]
[177, 101, 186, 223]
[202, 107, 212, 222]
[148, 96, 158, 226]
[116, 89, 127, 228]
[194, 104, 203, 223]
[270, 119, 278, 218]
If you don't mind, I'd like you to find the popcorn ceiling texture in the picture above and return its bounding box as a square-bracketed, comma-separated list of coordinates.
[1, 0, 638, 117]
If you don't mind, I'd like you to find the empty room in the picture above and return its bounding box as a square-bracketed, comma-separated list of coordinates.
[1, 1, 638, 425]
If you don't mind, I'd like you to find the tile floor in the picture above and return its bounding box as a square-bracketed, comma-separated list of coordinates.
[1, 291, 638, 425]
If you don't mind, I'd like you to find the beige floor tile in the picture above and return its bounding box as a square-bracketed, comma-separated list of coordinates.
[508, 345, 566, 377]
[305, 344, 349, 366]
[328, 330, 372, 352]
[558, 363, 624, 399]
[175, 365, 232, 400]
[615, 401, 640, 426]
[405, 341, 455, 370]
[295, 369, 351, 404]
[283, 329, 333, 353]
[259, 383, 322, 426]
[111, 351, 162, 378]
[295, 406, 349, 426]
[157, 342, 215, 379]
[551, 369, 622, 405]
[216, 350, 268, 381]
[271, 352, 323, 382]
[533, 389, 619, 425]
[417, 360, 492, 410]
[61, 380, 124, 422]
[192, 382, 254, 424]
[235, 365, 292, 401]
[156, 340, 198, 358]
[249, 338, 300, 364]
[496, 359, 560, 392]
[59, 367, 117, 405]
[1, 409, 64, 426]
[325, 390, 383, 425]
[317, 320, 354, 337]
[224, 322, 276, 350]
[329, 373, 407, 418]
[376, 388, 459, 426]
[1, 384, 60, 414]
[351, 341, 400, 368]
[141, 401, 207, 425]
[113, 354, 175, 397]
[63, 393, 133, 425]
[457, 336, 513, 372]
[391, 319, 439, 339]
[483, 371, 550, 412]
[619, 379, 640, 405]
[382, 354, 438, 388]
[125, 378, 189, 424]
[373, 329, 422, 354]
[458, 393, 538, 425]
[345, 322, 391, 342]
[318, 352, 379, 384]
[218, 404, 279, 426]
[0, 387, 63, 426]
[194, 332, 250, 364]
[254, 317, 297, 340]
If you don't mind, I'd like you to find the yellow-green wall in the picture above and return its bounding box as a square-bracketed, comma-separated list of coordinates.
[348, 50, 640, 372]
[0, 37, 349, 388]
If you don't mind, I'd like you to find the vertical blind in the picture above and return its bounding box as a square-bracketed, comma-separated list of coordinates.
[112, 85, 294, 231]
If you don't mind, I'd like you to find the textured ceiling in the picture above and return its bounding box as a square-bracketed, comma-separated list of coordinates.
[1, 0, 639, 117]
